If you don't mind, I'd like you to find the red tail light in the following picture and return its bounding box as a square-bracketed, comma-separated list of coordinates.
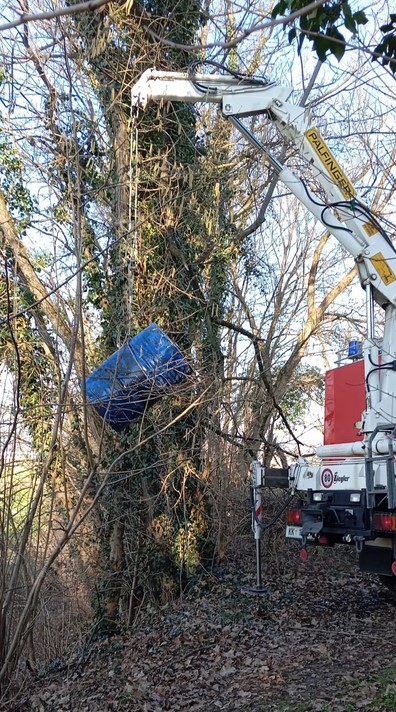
[287, 509, 302, 525]
[373, 512, 396, 532]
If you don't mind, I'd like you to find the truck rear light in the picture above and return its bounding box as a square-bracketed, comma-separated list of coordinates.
[287, 509, 302, 525]
[373, 512, 396, 532]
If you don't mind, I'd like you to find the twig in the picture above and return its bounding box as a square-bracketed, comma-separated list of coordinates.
[0, 0, 112, 33]
[143, 0, 329, 51]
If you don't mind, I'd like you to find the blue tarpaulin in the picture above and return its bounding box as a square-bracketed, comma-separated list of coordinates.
[84, 324, 192, 431]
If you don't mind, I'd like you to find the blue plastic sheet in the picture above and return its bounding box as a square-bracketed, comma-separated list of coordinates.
[84, 324, 192, 431]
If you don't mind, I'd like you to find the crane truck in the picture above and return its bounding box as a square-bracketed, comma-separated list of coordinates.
[131, 63, 396, 586]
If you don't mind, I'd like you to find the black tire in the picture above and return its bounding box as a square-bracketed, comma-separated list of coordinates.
[378, 574, 396, 591]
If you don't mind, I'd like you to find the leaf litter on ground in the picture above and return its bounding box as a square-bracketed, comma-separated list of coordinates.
[6, 536, 396, 712]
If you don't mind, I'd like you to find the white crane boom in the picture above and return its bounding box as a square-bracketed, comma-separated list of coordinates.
[131, 67, 396, 309]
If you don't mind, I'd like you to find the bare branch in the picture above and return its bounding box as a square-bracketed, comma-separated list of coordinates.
[0, 0, 112, 32]
[143, 0, 329, 51]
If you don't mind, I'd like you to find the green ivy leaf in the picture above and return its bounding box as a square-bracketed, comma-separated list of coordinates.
[352, 10, 368, 25]
[344, 14, 356, 34]
[326, 27, 346, 61]
[379, 23, 394, 32]
[314, 36, 331, 62]
[373, 36, 396, 73]
[341, 1, 352, 18]
[271, 0, 287, 18]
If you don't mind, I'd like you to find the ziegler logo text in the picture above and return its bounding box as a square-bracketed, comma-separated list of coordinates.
[334, 475, 349, 483]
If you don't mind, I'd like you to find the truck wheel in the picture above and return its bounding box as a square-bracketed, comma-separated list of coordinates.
[378, 574, 396, 592]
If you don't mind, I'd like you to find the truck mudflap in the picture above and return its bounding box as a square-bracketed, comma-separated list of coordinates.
[299, 506, 369, 541]
[301, 511, 324, 538]
[359, 538, 395, 576]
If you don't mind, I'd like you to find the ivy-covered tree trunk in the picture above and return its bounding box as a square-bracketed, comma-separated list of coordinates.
[70, 0, 227, 628]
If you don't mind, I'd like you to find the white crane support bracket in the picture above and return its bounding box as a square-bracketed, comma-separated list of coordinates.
[131, 68, 396, 307]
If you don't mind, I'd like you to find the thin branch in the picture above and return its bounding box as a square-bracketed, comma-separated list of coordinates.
[214, 317, 265, 343]
[0, 384, 210, 682]
[143, 0, 329, 51]
[0, 0, 112, 32]
[216, 312, 307, 452]
[142, 7, 396, 72]
[239, 60, 323, 241]
[0, 258, 21, 478]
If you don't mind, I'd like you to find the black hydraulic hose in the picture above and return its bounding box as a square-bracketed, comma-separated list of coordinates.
[188, 60, 271, 96]
[250, 485, 295, 531]
[320, 206, 355, 236]
[350, 199, 395, 251]
[366, 365, 395, 393]
[299, 179, 355, 236]
[300, 182, 394, 252]
[368, 352, 396, 369]
[366, 352, 396, 393]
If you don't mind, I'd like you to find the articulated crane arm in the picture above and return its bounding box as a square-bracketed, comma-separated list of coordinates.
[131, 67, 396, 310]
[132, 64, 396, 475]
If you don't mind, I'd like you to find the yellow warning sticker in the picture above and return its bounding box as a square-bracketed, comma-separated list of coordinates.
[305, 128, 356, 200]
[370, 252, 396, 286]
[364, 221, 378, 237]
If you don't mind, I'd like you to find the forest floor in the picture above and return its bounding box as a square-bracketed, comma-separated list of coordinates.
[6, 533, 396, 712]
